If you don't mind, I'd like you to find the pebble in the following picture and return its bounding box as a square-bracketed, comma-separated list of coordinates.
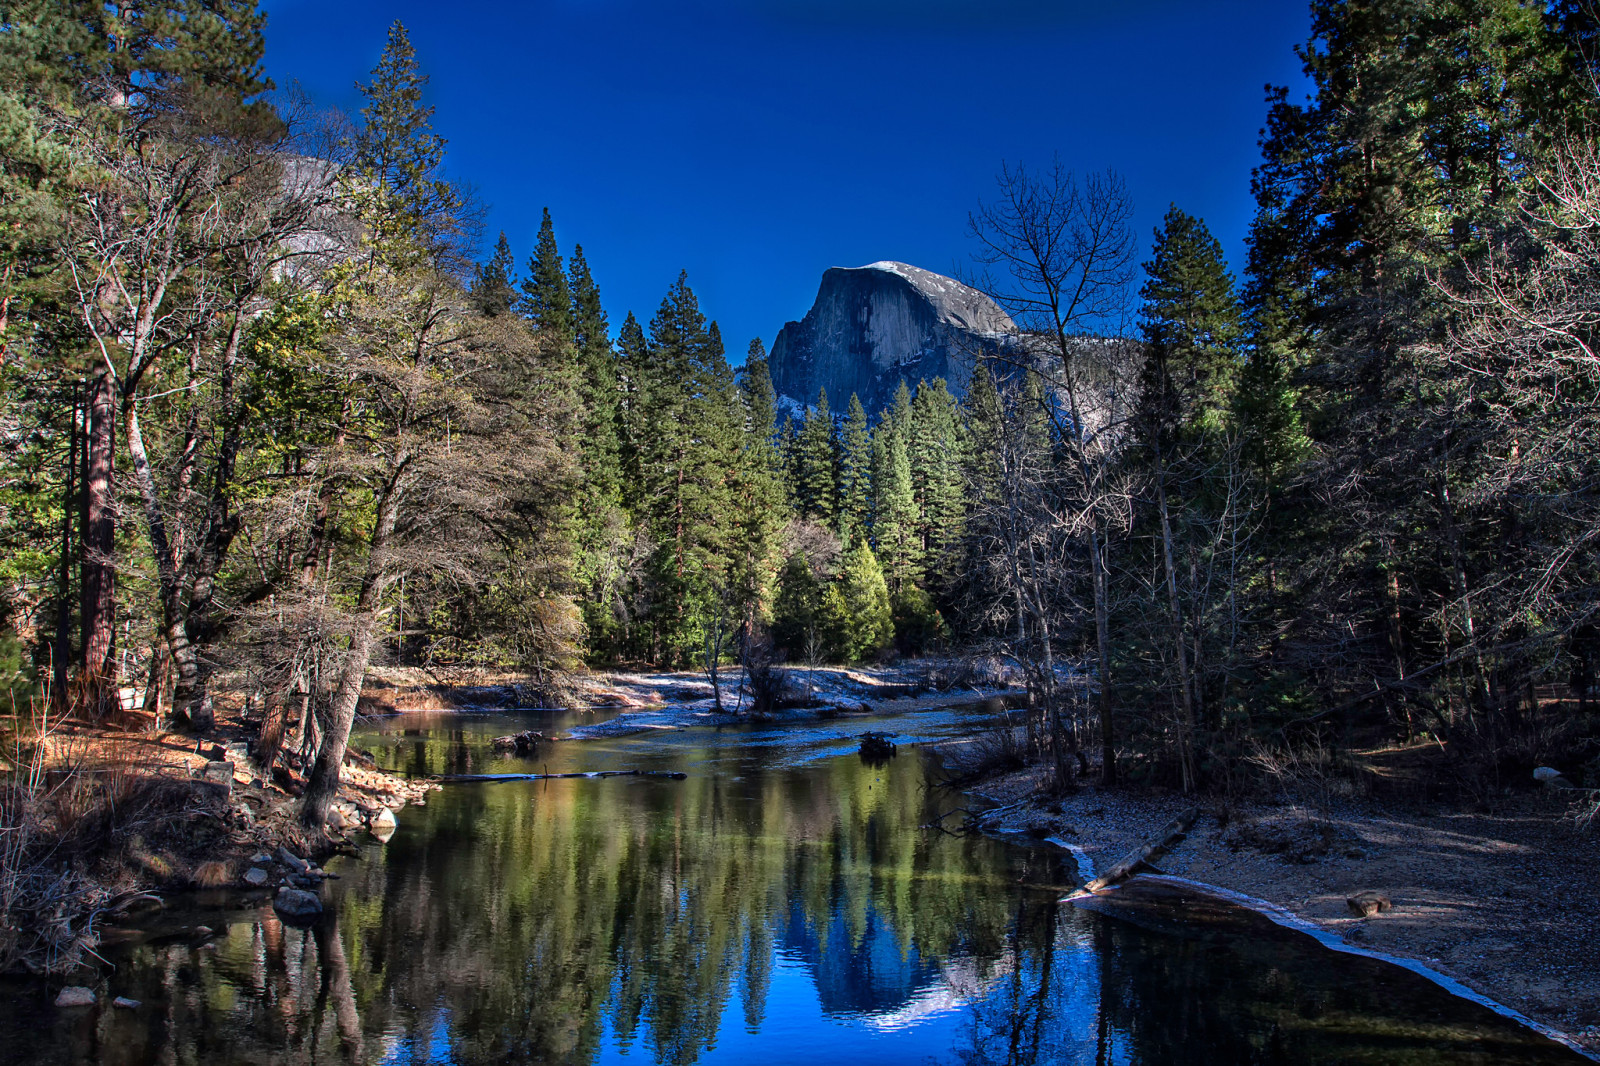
[54, 987, 94, 1008]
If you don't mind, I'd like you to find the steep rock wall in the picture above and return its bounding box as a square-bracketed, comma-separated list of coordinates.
[769, 262, 1017, 415]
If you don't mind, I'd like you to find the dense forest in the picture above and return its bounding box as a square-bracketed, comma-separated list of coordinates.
[2, 0, 1599, 817]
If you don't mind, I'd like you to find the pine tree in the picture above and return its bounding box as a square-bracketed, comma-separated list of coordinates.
[471, 232, 518, 316]
[742, 339, 777, 443]
[872, 427, 922, 594]
[568, 242, 621, 499]
[1134, 205, 1247, 790]
[728, 348, 789, 631]
[836, 393, 872, 544]
[963, 362, 1004, 509]
[563, 242, 629, 651]
[1137, 206, 1243, 448]
[821, 542, 893, 663]
[794, 388, 837, 526]
[906, 378, 966, 590]
[631, 273, 744, 663]
[520, 207, 573, 340]
[615, 310, 649, 506]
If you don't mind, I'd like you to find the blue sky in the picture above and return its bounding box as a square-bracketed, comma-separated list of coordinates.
[260, 1, 1311, 361]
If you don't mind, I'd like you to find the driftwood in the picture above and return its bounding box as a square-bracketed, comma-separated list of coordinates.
[437, 770, 688, 783]
[1078, 807, 1200, 894]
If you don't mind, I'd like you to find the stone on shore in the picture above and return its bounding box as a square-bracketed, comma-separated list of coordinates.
[243, 867, 269, 887]
[54, 986, 94, 1008]
[1347, 890, 1393, 918]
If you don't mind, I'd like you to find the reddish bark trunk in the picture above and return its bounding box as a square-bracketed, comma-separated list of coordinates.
[80, 370, 117, 714]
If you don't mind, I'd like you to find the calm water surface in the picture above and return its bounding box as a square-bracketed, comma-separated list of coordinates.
[1, 704, 1589, 1065]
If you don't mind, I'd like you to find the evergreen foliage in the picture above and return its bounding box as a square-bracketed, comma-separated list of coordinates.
[820, 542, 893, 663]
[836, 393, 872, 544]
[793, 388, 837, 526]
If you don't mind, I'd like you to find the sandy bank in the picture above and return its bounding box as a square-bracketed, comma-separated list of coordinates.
[971, 764, 1600, 1057]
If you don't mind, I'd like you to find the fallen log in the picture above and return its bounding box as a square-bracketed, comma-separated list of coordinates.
[1077, 807, 1200, 895]
[436, 769, 688, 783]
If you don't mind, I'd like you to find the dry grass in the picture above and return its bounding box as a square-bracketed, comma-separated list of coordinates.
[1, 695, 234, 974]
[926, 719, 1029, 787]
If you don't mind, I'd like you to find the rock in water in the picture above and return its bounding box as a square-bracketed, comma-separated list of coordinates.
[112, 997, 140, 1009]
[54, 986, 94, 1008]
[769, 262, 1018, 415]
[273, 887, 322, 924]
[858, 732, 897, 764]
[243, 867, 270, 887]
[491, 730, 542, 756]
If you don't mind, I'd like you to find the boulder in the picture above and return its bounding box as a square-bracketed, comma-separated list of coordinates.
[54, 986, 95, 1008]
[1347, 890, 1393, 918]
[272, 887, 322, 924]
[370, 807, 397, 842]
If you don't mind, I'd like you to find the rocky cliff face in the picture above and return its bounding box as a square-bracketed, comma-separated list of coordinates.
[769, 262, 1017, 415]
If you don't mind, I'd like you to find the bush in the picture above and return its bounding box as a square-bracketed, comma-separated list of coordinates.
[892, 586, 949, 655]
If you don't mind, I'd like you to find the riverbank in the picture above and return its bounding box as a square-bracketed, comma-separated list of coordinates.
[969, 762, 1600, 1056]
[0, 714, 435, 975]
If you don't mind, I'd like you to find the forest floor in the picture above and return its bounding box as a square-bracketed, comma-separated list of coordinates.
[968, 759, 1600, 1056]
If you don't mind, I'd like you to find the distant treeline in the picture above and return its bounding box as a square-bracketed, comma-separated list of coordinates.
[2, 1, 1599, 801]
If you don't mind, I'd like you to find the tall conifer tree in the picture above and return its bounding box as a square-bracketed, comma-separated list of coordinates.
[794, 388, 837, 526]
[837, 393, 872, 544]
[520, 207, 574, 340]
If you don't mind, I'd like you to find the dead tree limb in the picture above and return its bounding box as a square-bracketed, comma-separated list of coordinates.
[1078, 806, 1199, 894]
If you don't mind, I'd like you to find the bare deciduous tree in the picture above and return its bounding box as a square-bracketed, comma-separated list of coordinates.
[968, 161, 1140, 783]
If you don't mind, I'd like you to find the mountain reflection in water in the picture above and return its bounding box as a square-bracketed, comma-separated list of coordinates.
[1, 706, 1589, 1066]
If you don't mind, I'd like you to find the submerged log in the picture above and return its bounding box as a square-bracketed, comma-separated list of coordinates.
[1078, 807, 1200, 894]
[437, 769, 688, 783]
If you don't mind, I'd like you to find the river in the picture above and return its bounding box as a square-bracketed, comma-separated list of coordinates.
[1, 703, 1590, 1064]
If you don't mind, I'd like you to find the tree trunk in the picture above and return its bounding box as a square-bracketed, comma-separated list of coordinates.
[53, 395, 79, 705]
[125, 401, 207, 729]
[300, 471, 404, 830]
[80, 369, 117, 715]
[1091, 528, 1117, 785]
[1154, 453, 1198, 793]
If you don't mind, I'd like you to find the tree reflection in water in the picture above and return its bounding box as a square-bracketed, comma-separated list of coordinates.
[1, 713, 1589, 1066]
